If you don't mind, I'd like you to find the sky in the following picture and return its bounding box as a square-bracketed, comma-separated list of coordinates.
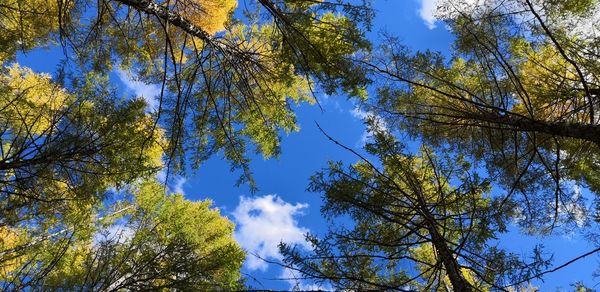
[15, 0, 600, 290]
[176, 0, 599, 290]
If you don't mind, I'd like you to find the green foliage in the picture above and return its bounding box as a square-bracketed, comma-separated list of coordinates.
[57, 0, 372, 186]
[0, 66, 164, 226]
[546, 0, 596, 16]
[0, 60, 246, 290]
[372, 0, 600, 232]
[281, 131, 549, 290]
[275, 8, 371, 96]
[2, 180, 245, 290]
[0, 0, 375, 289]
[0, 0, 373, 289]
[0, 65, 174, 289]
[0, 0, 68, 63]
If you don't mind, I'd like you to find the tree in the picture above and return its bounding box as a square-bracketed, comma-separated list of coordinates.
[1, 0, 372, 187]
[43, 0, 373, 186]
[0, 0, 65, 63]
[368, 0, 600, 232]
[0, 64, 246, 288]
[281, 128, 549, 291]
[1, 180, 245, 290]
[0, 0, 372, 288]
[0, 65, 172, 288]
[0, 64, 164, 227]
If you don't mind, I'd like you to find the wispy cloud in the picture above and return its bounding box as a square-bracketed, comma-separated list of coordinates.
[418, 0, 439, 29]
[171, 176, 187, 195]
[156, 170, 187, 196]
[317, 93, 344, 113]
[349, 106, 388, 147]
[417, 0, 488, 30]
[116, 69, 160, 111]
[232, 195, 310, 271]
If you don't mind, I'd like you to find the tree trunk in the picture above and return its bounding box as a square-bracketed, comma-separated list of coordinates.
[417, 200, 473, 291]
[471, 111, 600, 146]
[112, 0, 218, 46]
[427, 222, 472, 292]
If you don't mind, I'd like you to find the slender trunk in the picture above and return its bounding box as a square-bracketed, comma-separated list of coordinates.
[112, 0, 218, 46]
[417, 200, 472, 291]
[470, 112, 600, 146]
[426, 221, 472, 292]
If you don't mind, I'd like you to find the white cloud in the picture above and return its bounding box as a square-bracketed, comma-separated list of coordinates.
[232, 195, 310, 271]
[319, 93, 330, 105]
[515, 180, 590, 231]
[116, 69, 160, 111]
[317, 93, 344, 113]
[558, 4, 600, 40]
[172, 176, 187, 196]
[156, 170, 187, 196]
[156, 169, 167, 183]
[350, 106, 388, 147]
[418, 0, 440, 29]
[350, 106, 368, 120]
[417, 0, 489, 30]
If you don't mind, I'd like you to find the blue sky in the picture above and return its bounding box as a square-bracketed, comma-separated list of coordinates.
[175, 1, 598, 290]
[16, 0, 600, 290]
[117, 0, 600, 290]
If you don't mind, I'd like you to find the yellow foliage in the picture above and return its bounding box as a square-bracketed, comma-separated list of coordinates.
[0, 227, 24, 279]
[171, 0, 237, 34]
[0, 64, 69, 135]
[411, 243, 490, 291]
[0, 0, 66, 63]
[130, 114, 167, 169]
[511, 41, 585, 121]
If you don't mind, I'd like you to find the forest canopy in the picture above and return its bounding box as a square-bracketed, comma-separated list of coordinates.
[1, 0, 600, 291]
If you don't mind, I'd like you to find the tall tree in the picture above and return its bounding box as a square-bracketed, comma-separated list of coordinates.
[49, 0, 372, 186]
[369, 0, 600, 232]
[0, 0, 372, 288]
[0, 64, 165, 225]
[0, 65, 171, 288]
[281, 129, 549, 291]
[1, 180, 245, 290]
[0, 64, 246, 288]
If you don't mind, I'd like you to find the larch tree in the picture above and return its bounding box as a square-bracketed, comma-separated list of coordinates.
[0, 65, 168, 288]
[1, 0, 373, 185]
[0, 0, 373, 288]
[0, 67, 245, 288]
[280, 128, 550, 291]
[1, 180, 245, 290]
[55, 0, 372, 186]
[368, 0, 600, 233]
[273, 0, 600, 289]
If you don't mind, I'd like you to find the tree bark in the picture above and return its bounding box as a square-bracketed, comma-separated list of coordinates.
[472, 111, 600, 146]
[426, 221, 473, 292]
[417, 199, 473, 291]
[112, 0, 220, 47]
